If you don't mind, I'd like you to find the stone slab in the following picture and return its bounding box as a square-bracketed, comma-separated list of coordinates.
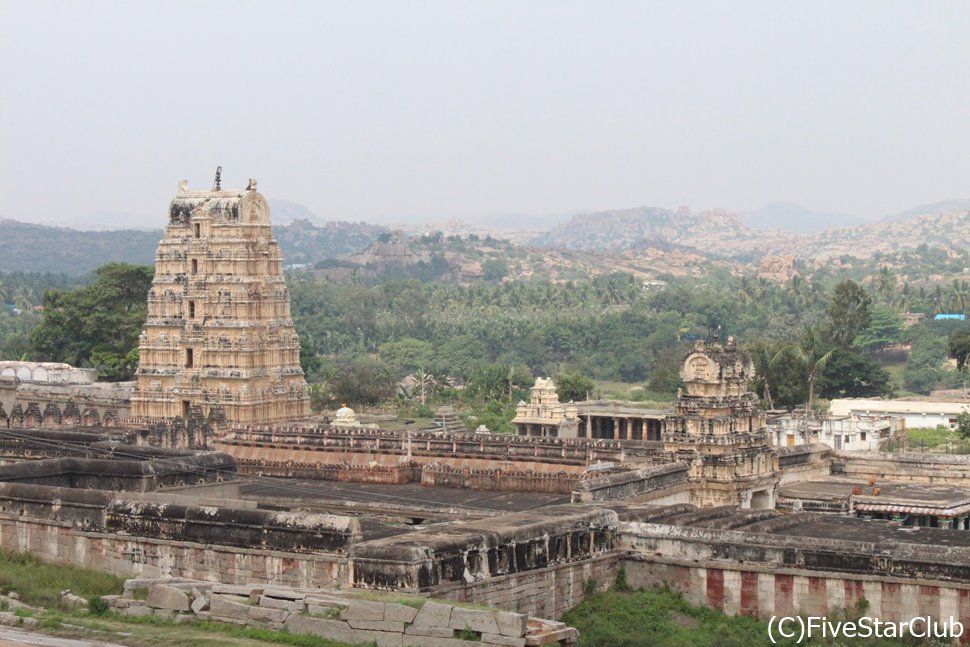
[450, 608, 500, 635]
[191, 595, 209, 614]
[403, 636, 482, 647]
[412, 601, 453, 627]
[347, 619, 405, 632]
[385, 603, 419, 624]
[259, 596, 305, 612]
[210, 595, 251, 621]
[284, 615, 359, 644]
[405, 625, 455, 638]
[122, 605, 151, 617]
[248, 606, 288, 625]
[262, 587, 306, 601]
[495, 612, 528, 638]
[482, 633, 527, 647]
[146, 584, 190, 612]
[342, 600, 385, 621]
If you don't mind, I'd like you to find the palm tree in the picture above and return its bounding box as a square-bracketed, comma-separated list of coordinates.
[951, 279, 970, 313]
[779, 327, 833, 418]
[12, 287, 35, 313]
[875, 267, 898, 302]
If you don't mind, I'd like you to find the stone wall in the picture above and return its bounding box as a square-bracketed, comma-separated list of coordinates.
[777, 444, 833, 485]
[0, 382, 132, 428]
[352, 507, 617, 595]
[622, 557, 970, 625]
[217, 427, 629, 466]
[0, 452, 236, 491]
[435, 553, 619, 620]
[0, 514, 351, 588]
[835, 451, 970, 486]
[421, 464, 582, 494]
[571, 462, 689, 502]
[620, 518, 970, 583]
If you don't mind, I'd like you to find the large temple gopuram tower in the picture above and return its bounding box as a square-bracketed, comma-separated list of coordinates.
[131, 172, 309, 424]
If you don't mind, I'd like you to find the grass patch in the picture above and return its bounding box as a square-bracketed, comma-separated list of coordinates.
[563, 587, 916, 647]
[0, 549, 123, 609]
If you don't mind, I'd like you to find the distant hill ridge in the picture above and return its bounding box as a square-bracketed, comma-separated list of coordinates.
[0, 218, 386, 275]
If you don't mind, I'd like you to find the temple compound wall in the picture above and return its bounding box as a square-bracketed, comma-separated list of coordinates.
[619, 518, 970, 628]
[0, 450, 355, 590]
[0, 377, 132, 429]
[132, 175, 309, 424]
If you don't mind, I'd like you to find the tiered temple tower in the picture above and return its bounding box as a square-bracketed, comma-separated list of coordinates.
[663, 337, 779, 509]
[131, 174, 309, 424]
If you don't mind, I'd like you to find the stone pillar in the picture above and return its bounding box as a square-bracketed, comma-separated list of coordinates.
[613, 417, 621, 441]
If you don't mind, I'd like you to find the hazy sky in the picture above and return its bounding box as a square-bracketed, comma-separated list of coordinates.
[3, 0, 970, 229]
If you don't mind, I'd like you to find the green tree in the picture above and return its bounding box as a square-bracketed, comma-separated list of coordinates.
[555, 371, 594, 402]
[28, 263, 153, 380]
[780, 327, 834, 414]
[826, 279, 872, 348]
[948, 329, 970, 371]
[817, 348, 892, 399]
[329, 356, 395, 405]
[857, 306, 902, 351]
[378, 337, 434, 376]
[482, 258, 509, 282]
[956, 412, 970, 440]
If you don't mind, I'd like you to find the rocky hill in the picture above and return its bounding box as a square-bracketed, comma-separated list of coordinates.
[530, 203, 970, 269]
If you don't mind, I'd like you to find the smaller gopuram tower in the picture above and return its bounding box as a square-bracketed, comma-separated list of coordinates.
[663, 336, 778, 509]
[131, 171, 309, 424]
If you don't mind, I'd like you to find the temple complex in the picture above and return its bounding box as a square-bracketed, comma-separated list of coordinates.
[130, 174, 309, 424]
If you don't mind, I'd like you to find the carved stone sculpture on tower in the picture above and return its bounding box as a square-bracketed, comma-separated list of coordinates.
[131, 175, 309, 424]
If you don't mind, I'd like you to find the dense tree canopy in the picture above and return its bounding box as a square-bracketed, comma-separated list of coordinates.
[28, 263, 153, 380]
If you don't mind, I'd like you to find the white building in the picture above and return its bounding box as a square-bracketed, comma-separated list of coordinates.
[830, 398, 970, 431]
[767, 413, 899, 451]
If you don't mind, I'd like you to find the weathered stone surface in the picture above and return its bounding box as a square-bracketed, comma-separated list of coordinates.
[262, 587, 306, 601]
[347, 619, 405, 632]
[495, 611, 529, 638]
[284, 615, 359, 644]
[412, 601, 453, 627]
[450, 608, 500, 635]
[405, 625, 455, 637]
[403, 636, 481, 647]
[341, 600, 386, 621]
[123, 605, 151, 617]
[209, 595, 251, 621]
[384, 603, 419, 624]
[191, 595, 209, 614]
[146, 584, 190, 612]
[355, 630, 403, 647]
[259, 595, 304, 612]
[304, 595, 350, 609]
[248, 606, 288, 625]
[211, 584, 258, 596]
[481, 634, 527, 647]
